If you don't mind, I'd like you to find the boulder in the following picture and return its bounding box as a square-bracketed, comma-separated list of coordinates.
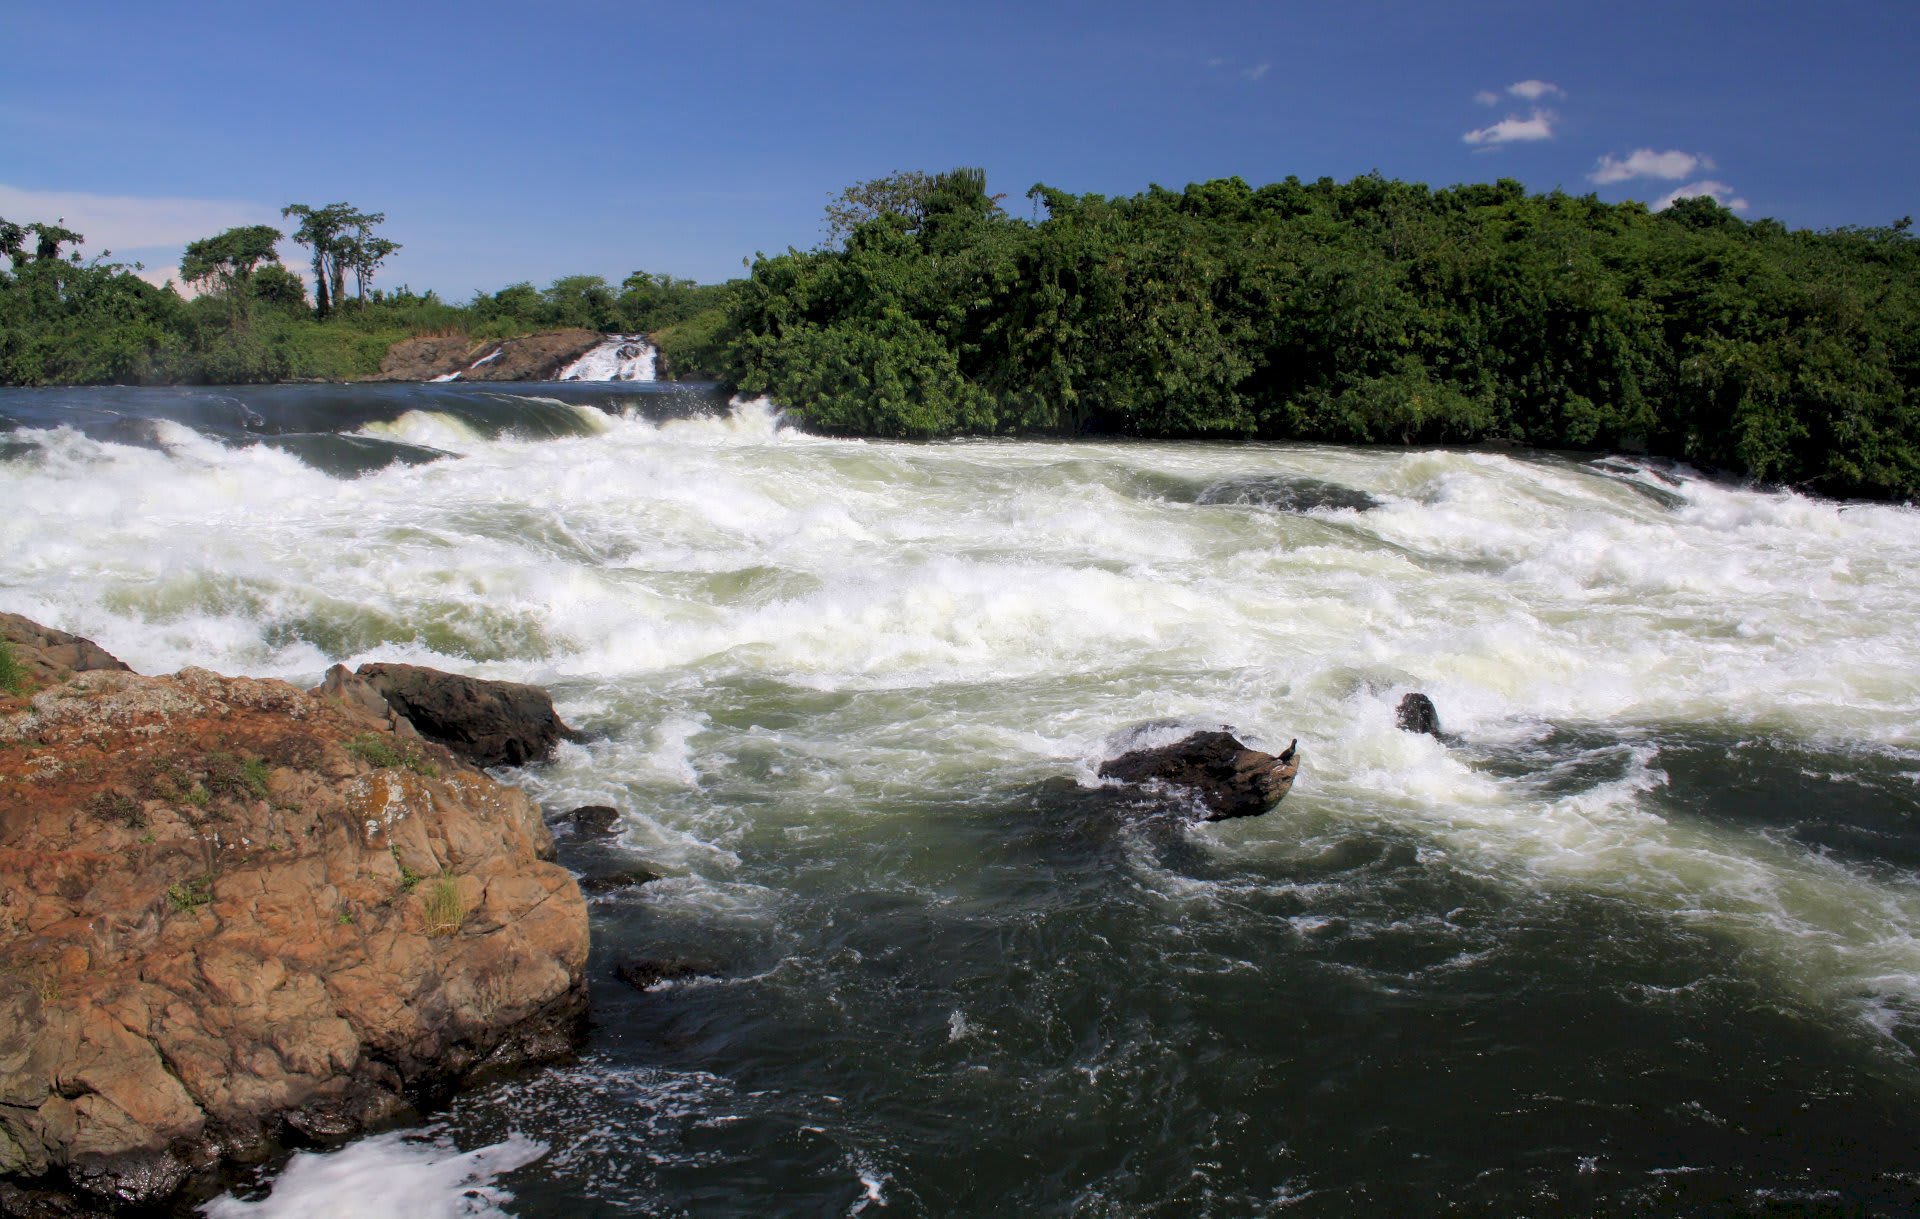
[0, 624, 589, 1211]
[1396, 692, 1441, 738]
[1098, 729, 1300, 821]
[577, 867, 661, 896]
[0, 614, 131, 689]
[567, 805, 621, 836]
[357, 663, 576, 769]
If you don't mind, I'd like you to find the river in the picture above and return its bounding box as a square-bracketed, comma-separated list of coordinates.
[3, 380, 1918, 1216]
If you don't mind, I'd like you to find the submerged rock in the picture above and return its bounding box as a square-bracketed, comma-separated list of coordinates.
[567, 805, 621, 836]
[577, 866, 661, 895]
[357, 662, 577, 769]
[1396, 692, 1441, 738]
[1194, 474, 1380, 513]
[0, 620, 589, 1212]
[613, 958, 719, 991]
[1098, 729, 1300, 820]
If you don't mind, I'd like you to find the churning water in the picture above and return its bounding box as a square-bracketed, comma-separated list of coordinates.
[3, 382, 1919, 1216]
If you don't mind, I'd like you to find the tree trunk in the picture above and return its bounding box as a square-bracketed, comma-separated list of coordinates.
[312, 252, 331, 318]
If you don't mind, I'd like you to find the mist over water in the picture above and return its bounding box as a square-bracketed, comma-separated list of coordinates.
[4, 383, 1919, 1215]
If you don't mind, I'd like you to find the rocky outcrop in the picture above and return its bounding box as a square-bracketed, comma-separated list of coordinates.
[0, 615, 130, 687]
[369, 330, 604, 383]
[1098, 730, 1300, 821]
[0, 624, 589, 1212]
[356, 663, 576, 769]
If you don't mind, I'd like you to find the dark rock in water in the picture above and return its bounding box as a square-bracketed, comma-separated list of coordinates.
[1195, 475, 1379, 514]
[569, 805, 621, 836]
[1098, 729, 1300, 820]
[578, 866, 661, 895]
[614, 957, 717, 991]
[1396, 693, 1441, 737]
[358, 662, 576, 768]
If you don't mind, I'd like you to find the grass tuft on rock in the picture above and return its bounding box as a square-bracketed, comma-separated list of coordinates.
[422, 876, 464, 937]
[0, 639, 30, 697]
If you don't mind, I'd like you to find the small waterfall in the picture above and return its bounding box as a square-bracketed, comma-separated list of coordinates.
[557, 335, 657, 382]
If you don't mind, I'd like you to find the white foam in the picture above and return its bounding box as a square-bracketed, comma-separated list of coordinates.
[11, 412, 1920, 1048]
[199, 1131, 545, 1218]
[557, 334, 656, 381]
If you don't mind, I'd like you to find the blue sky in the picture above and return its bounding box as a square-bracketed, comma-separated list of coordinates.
[5, 1, 1915, 298]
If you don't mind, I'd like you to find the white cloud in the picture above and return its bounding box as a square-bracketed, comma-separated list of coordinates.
[135, 264, 186, 292]
[1507, 79, 1563, 100]
[0, 184, 277, 255]
[1462, 108, 1557, 145]
[1589, 149, 1706, 184]
[1474, 90, 1500, 106]
[1243, 62, 1270, 81]
[1654, 180, 1749, 212]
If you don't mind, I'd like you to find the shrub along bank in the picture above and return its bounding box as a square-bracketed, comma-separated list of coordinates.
[714, 170, 1919, 501]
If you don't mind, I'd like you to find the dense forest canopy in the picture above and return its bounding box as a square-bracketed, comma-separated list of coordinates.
[2, 172, 1915, 499]
[719, 169, 1919, 500]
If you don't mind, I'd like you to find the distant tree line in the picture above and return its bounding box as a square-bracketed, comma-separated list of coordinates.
[0, 203, 724, 386]
[710, 169, 1919, 501]
[4, 172, 1916, 499]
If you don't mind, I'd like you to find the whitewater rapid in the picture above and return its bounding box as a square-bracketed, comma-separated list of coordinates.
[2, 385, 1918, 1215]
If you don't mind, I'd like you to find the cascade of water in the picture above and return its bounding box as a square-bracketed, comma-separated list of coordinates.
[556, 335, 657, 382]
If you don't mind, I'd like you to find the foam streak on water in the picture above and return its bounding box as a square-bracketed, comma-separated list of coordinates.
[5, 386, 1920, 1215]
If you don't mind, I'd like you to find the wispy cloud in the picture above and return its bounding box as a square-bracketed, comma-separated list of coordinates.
[1474, 90, 1500, 106]
[1654, 180, 1750, 212]
[0, 183, 277, 255]
[1463, 109, 1558, 146]
[1589, 148, 1707, 184]
[1507, 79, 1563, 101]
[1203, 56, 1270, 83]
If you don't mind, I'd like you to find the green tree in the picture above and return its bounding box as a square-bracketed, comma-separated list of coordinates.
[338, 213, 400, 302]
[0, 217, 26, 270]
[540, 275, 616, 329]
[282, 202, 395, 317]
[180, 225, 285, 297]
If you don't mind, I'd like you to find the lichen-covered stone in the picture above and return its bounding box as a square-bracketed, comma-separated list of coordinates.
[0, 622, 588, 1211]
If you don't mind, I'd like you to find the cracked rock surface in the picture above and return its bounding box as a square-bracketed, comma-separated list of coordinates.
[0, 619, 588, 1213]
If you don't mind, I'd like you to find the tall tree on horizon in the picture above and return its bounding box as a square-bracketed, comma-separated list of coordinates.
[282, 202, 396, 316]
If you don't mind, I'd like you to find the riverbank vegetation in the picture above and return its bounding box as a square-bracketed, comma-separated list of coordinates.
[716, 169, 1918, 500]
[3, 171, 1915, 498]
[0, 207, 727, 386]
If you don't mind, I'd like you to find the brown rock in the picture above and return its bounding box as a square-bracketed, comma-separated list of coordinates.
[356, 662, 576, 769]
[368, 330, 605, 383]
[0, 614, 131, 695]
[0, 622, 588, 1210]
[1098, 729, 1301, 821]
